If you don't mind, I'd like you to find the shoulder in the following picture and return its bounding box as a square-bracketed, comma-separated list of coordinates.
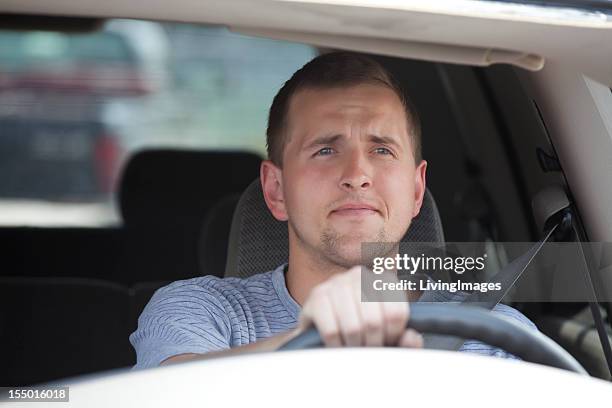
[149, 269, 276, 306]
[130, 270, 280, 369]
[139, 269, 282, 325]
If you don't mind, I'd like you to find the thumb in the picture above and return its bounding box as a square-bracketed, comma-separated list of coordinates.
[296, 313, 313, 333]
[398, 329, 424, 348]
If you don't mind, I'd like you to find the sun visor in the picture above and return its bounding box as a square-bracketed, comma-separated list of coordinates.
[233, 26, 545, 71]
[2, 0, 610, 83]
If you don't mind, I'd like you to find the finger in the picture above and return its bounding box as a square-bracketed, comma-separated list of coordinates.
[330, 283, 363, 347]
[306, 294, 342, 347]
[380, 301, 409, 346]
[353, 280, 384, 347]
[398, 329, 424, 348]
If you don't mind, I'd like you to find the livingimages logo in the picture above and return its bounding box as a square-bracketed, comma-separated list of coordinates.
[368, 250, 502, 294]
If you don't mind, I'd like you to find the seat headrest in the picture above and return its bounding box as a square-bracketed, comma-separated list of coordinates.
[118, 149, 261, 225]
[225, 179, 445, 278]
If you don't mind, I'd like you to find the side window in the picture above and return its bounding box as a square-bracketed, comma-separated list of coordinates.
[0, 21, 316, 227]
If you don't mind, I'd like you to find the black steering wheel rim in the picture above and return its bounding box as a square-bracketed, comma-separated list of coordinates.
[278, 304, 587, 375]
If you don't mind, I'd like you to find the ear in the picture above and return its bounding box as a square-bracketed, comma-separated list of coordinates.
[261, 160, 288, 221]
[412, 160, 428, 218]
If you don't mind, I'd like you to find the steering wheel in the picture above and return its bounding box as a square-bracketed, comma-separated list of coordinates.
[279, 303, 587, 375]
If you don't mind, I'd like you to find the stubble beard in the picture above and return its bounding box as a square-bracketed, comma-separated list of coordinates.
[319, 226, 392, 269]
[289, 216, 406, 271]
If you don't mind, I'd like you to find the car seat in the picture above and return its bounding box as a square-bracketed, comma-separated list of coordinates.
[224, 178, 445, 278]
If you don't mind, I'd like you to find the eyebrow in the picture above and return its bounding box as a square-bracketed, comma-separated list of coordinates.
[303, 134, 343, 150]
[367, 134, 402, 150]
[302, 133, 403, 151]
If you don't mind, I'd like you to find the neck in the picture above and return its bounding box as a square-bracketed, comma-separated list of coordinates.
[285, 227, 350, 305]
[285, 245, 344, 306]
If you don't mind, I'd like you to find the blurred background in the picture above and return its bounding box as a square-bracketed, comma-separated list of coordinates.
[0, 20, 316, 227]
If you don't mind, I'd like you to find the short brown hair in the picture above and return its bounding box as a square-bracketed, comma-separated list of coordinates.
[266, 51, 422, 167]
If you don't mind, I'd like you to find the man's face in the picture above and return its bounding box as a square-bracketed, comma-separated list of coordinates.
[262, 84, 427, 269]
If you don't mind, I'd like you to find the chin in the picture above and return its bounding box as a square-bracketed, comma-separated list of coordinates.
[326, 236, 380, 267]
[319, 226, 393, 266]
[326, 252, 363, 269]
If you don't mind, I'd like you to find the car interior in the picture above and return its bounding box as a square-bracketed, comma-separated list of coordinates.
[1, 7, 612, 387]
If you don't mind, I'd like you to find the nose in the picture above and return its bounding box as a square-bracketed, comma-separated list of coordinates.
[339, 149, 372, 191]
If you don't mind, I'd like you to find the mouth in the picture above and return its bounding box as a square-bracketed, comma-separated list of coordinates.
[330, 203, 380, 217]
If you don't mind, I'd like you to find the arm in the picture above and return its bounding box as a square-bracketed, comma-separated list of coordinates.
[160, 266, 423, 366]
[130, 278, 238, 370]
[161, 329, 299, 365]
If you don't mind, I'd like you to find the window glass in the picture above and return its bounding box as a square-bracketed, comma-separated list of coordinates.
[0, 20, 316, 226]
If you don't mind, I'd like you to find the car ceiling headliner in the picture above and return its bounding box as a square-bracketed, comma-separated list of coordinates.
[1, 0, 612, 85]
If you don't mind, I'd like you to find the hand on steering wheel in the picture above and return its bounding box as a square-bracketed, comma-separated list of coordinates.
[280, 303, 587, 375]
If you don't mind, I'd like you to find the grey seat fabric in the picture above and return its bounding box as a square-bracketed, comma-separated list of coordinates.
[225, 179, 444, 278]
[198, 194, 241, 277]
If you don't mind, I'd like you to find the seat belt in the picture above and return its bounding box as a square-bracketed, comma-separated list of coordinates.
[430, 211, 612, 377]
[423, 218, 563, 351]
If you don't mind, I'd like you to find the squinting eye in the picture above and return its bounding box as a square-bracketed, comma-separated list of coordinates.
[316, 147, 335, 156]
[374, 147, 392, 155]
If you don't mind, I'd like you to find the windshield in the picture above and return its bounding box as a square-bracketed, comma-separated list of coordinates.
[1, 13, 611, 393]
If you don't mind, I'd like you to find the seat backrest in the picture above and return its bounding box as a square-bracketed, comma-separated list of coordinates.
[198, 194, 241, 277]
[0, 274, 181, 385]
[225, 179, 444, 278]
[0, 277, 133, 385]
[118, 149, 260, 282]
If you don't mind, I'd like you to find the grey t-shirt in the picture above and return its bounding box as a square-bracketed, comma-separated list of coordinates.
[130, 264, 537, 369]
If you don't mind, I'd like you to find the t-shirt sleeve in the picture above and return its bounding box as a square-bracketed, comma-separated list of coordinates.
[129, 278, 233, 369]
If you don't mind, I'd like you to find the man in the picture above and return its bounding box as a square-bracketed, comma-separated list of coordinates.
[130, 52, 535, 369]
